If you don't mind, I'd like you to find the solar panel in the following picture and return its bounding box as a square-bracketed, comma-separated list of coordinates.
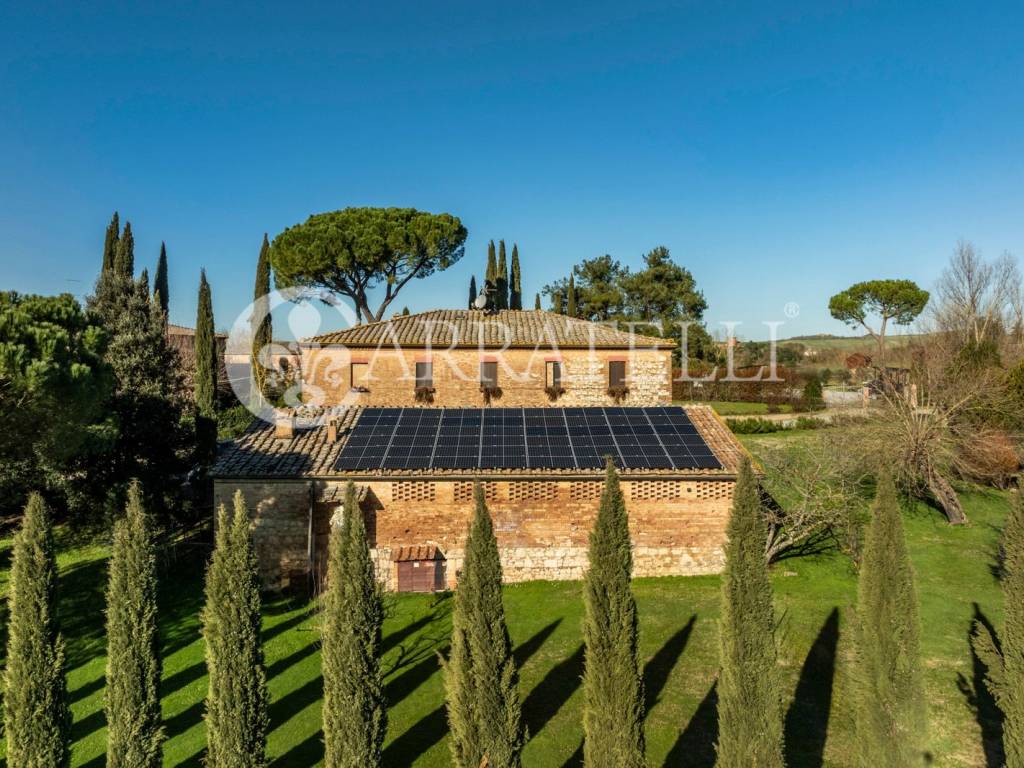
[334, 407, 722, 472]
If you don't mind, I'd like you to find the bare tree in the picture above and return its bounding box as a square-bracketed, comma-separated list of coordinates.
[758, 430, 871, 562]
[932, 240, 1022, 348]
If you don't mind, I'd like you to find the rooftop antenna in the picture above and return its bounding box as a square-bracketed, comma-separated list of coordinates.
[473, 282, 493, 311]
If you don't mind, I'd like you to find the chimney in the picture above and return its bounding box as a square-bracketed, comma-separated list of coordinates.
[326, 417, 339, 443]
[274, 412, 295, 440]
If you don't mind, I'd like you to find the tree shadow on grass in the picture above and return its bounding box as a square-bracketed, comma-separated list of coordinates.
[523, 645, 585, 738]
[956, 603, 1005, 768]
[383, 619, 561, 766]
[785, 607, 839, 768]
[663, 681, 718, 768]
[644, 615, 696, 717]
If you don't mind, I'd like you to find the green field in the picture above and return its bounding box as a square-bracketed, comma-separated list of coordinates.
[0, 431, 1011, 767]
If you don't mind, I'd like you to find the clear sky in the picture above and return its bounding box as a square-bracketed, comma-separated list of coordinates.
[2, 1, 1022, 340]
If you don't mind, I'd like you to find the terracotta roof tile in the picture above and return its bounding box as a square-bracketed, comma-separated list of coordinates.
[303, 309, 675, 349]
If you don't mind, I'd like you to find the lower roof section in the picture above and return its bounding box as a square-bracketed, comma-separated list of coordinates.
[211, 404, 746, 480]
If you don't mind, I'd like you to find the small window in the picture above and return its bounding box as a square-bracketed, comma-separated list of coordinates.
[608, 360, 626, 388]
[416, 362, 433, 388]
[351, 362, 369, 389]
[545, 361, 561, 388]
[480, 361, 498, 388]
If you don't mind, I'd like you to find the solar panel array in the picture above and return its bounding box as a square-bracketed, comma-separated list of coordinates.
[334, 407, 721, 472]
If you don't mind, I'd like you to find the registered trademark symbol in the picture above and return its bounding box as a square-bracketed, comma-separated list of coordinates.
[784, 302, 800, 319]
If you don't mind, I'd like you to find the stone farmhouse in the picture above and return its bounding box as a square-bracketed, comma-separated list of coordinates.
[211, 309, 745, 592]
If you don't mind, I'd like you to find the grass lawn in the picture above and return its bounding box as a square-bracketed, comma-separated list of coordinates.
[0, 430, 1011, 767]
[673, 400, 795, 416]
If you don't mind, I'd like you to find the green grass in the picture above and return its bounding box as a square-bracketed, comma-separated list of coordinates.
[0, 433, 1012, 766]
[673, 400, 794, 416]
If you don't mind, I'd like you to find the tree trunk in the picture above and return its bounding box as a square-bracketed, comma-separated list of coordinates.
[925, 461, 967, 525]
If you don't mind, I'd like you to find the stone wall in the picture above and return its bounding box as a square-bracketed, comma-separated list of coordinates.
[217, 475, 733, 591]
[299, 346, 673, 408]
[320, 477, 732, 590]
[213, 480, 312, 589]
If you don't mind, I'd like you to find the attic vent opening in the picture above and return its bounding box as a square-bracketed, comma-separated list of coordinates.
[629, 481, 681, 501]
[509, 482, 558, 502]
[391, 482, 436, 503]
[454, 481, 497, 503]
[570, 482, 603, 502]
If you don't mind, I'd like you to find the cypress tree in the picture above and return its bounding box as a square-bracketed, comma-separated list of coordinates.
[3, 493, 71, 767]
[716, 457, 785, 768]
[195, 269, 217, 418]
[402, 306, 410, 316]
[510, 244, 522, 310]
[102, 212, 120, 274]
[496, 240, 508, 310]
[251, 235, 272, 404]
[469, 275, 478, 309]
[322, 482, 387, 767]
[852, 473, 925, 767]
[582, 461, 645, 768]
[973, 490, 1024, 766]
[445, 483, 525, 768]
[566, 274, 578, 317]
[203, 492, 269, 767]
[154, 242, 169, 319]
[552, 290, 563, 314]
[105, 480, 164, 767]
[114, 221, 135, 280]
[486, 241, 497, 292]
[534, 293, 541, 311]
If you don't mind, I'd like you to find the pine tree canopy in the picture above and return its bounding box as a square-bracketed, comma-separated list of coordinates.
[853, 473, 925, 767]
[715, 457, 784, 768]
[105, 480, 164, 768]
[582, 461, 645, 768]
[3, 493, 70, 767]
[203, 492, 269, 767]
[322, 482, 387, 767]
[446, 483, 525, 768]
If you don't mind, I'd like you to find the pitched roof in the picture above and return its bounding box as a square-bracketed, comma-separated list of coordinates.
[303, 310, 675, 349]
[211, 405, 743, 480]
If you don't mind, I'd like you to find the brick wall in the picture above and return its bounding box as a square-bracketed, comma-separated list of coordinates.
[299, 346, 673, 408]
[216, 475, 733, 591]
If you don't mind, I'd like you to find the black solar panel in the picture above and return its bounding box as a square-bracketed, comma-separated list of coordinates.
[334, 407, 722, 472]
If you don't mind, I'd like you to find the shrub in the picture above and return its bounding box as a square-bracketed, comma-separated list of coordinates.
[727, 418, 784, 435]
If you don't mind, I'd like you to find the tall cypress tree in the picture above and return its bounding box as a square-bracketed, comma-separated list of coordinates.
[469, 275, 478, 309]
[496, 240, 508, 310]
[105, 480, 164, 767]
[322, 483, 387, 767]
[582, 461, 645, 768]
[534, 293, 541, 311]
[446, 484, 524, 768]
[203, 492, 269, 767]
[195, 269, 217, 418]
[486, 241, 497, 293]
[114, 221, 135, 280]
[154, 242, 169, 319]
[852, 473, 925, 767]
[716, 458, 784, 768]
[510, 244, 522, 310]
[3, 493, 70, 767]
[251, 235, 272, 404]
[974, 490, 1024, 766]
[102, 212, 120, 274]
[566, 274, 578, 317]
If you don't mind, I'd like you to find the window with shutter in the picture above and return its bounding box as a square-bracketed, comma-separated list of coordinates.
[608, 360, 626, 388]
[480, 361, 498, 388]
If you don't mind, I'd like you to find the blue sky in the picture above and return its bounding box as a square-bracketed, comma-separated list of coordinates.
[2, 1, 1022, 339]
